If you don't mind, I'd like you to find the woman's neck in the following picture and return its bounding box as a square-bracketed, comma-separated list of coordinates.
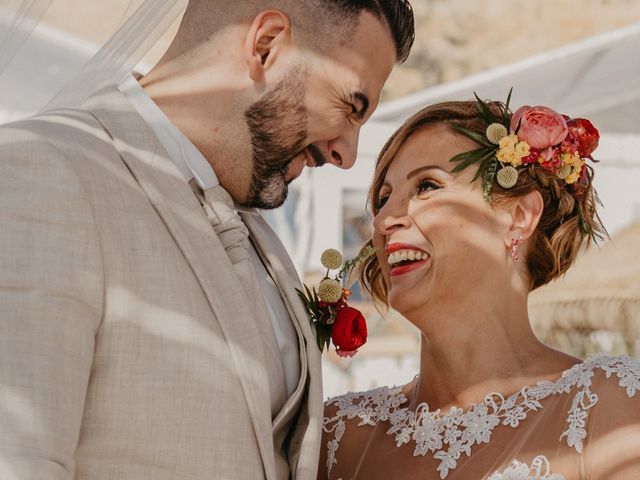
[405, 296, 580, 412]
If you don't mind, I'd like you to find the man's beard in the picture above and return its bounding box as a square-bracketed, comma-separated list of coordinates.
[243, 64, 310, 209]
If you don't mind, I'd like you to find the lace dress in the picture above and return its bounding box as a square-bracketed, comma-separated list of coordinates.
[320, 354, 640, 480]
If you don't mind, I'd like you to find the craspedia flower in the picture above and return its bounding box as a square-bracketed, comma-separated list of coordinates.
[486, 123, 508, 144]
[318, 278, 342, 303]
[496, 166, 519, 189]
[320, 248, 343, 270]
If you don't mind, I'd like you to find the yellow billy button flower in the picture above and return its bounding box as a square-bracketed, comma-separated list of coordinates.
[496, 165, 519, 189]
[318, 278, 343, 303]
[320, 248, 343, 270]
[486, 123, 508, 145]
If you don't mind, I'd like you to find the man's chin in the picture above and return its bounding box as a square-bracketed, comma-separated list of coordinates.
[243, 185, 289, 210]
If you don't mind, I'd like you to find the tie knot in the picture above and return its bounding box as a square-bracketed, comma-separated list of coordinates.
[203, 184, 250, 264]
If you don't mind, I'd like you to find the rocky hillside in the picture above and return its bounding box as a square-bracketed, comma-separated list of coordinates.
[383, 0, 640, 100]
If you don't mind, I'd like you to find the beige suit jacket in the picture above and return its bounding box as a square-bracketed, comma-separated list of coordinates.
[0, 86, 323, 479]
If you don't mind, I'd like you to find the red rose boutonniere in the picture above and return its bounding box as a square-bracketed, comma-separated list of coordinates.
[296, 246, 375, 357]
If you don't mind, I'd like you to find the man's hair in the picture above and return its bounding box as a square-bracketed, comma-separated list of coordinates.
[173, 0, 414, 63]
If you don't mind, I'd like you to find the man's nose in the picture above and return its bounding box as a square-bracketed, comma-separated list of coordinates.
[326, 126, 360, 170]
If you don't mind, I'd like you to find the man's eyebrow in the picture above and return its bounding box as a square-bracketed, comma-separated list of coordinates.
[352, 92, 370, 119]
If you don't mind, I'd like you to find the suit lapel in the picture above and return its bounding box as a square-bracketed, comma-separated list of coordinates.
[83, 86, 278, 480]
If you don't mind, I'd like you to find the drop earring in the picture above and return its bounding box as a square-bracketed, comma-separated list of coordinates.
[510, 237, 522, 261]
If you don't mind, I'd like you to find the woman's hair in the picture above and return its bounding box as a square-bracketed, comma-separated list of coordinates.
[356, 100, 606, 306]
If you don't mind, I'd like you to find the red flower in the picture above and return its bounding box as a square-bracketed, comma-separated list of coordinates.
[566, 118, 599, 157]
[331, 306, 367, 355]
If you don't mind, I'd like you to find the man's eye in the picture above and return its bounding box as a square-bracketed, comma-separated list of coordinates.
[417, 179, 440, 194]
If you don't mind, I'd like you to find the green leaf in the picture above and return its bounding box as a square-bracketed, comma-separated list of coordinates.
[449, 147, 489, 164]
[450, 148, 494, 174]
[482, 160, 498, 202]
[471, 152, 498, 183]
[503, 87, 514, 125]
[474, 92, 498, 124]
[451, 124, 494, 148]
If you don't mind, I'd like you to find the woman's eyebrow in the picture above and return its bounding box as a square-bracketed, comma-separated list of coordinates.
[406, 165, 451, 180]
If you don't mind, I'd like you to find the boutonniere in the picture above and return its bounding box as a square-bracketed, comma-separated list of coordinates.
[297, 246, 376, 357]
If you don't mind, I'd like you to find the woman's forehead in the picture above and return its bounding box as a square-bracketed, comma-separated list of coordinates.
[384, 125, 469, 177]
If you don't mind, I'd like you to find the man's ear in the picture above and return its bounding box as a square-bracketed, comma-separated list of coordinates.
[244, 10, 292, 82]
[504, 189, 544, 247]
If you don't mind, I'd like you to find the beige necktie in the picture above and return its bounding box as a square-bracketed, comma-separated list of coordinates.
[202, 184, 251, 269]
[197, 182, 288, 417]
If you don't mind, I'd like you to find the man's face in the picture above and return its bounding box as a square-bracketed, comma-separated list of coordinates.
[241, 11, 397, 209]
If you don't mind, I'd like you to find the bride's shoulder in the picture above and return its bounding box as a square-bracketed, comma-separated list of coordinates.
[319, 385, 408, 480]
[324, 384, 406, 417]
[581, 353, 640, 400]
[578, 354, 640, 477]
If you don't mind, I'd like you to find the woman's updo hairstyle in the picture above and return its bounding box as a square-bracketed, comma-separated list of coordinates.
[356, 100, 605, 307]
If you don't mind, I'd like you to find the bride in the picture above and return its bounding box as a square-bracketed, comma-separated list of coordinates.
[318, 96, 640, 480]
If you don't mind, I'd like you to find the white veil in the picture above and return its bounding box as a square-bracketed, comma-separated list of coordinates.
[0, 0, 187, 118]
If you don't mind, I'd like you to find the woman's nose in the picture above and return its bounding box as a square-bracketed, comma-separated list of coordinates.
[373, 199, 412, 236]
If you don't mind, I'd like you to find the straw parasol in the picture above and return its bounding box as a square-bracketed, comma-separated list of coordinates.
[529, 221, 640, 355]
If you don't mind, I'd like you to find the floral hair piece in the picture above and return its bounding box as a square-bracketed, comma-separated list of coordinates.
[449, 89, 601, 239]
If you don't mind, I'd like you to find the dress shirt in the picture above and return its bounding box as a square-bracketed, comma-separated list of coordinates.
[118, 76, 300, 396]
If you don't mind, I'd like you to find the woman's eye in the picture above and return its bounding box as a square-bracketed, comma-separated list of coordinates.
[376, 195, 389, 209]
[417, 179, 440, 195]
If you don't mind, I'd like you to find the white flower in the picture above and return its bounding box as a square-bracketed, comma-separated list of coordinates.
[412, 415, 443, 455]
[461, 405, 500, 444]
[503, 405, 527, 428]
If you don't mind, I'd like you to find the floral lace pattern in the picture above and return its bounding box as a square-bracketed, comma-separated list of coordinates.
[323, 354, 640, 479]
[488, 456, 565, 480]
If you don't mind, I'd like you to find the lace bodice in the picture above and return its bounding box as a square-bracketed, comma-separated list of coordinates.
[323, 354, 640, 480]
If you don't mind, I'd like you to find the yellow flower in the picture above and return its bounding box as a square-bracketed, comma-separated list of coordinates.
[498, 134, 518, 151]
[565, 170, 581, 184]
[515, 141, 530, 158]
[562, 153, 583, 168]
[496, 135, 529, 167]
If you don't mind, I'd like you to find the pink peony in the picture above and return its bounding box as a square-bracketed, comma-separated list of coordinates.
[511, 105, 568, 149]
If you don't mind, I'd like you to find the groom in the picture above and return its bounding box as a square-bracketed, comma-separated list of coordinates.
[0, 1, 414, 479]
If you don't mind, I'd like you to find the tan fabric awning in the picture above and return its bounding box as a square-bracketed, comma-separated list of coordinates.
[529, 221, 640, 337]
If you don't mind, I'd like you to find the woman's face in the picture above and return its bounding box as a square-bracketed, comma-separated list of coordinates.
[372, 124, 512, 319]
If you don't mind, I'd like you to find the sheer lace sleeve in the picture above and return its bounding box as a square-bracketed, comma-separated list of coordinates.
[582, 355, 640, 479]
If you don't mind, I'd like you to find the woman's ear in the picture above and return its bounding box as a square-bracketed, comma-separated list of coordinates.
[243, 10, 292, 82]
[504, 189, 544, 247]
